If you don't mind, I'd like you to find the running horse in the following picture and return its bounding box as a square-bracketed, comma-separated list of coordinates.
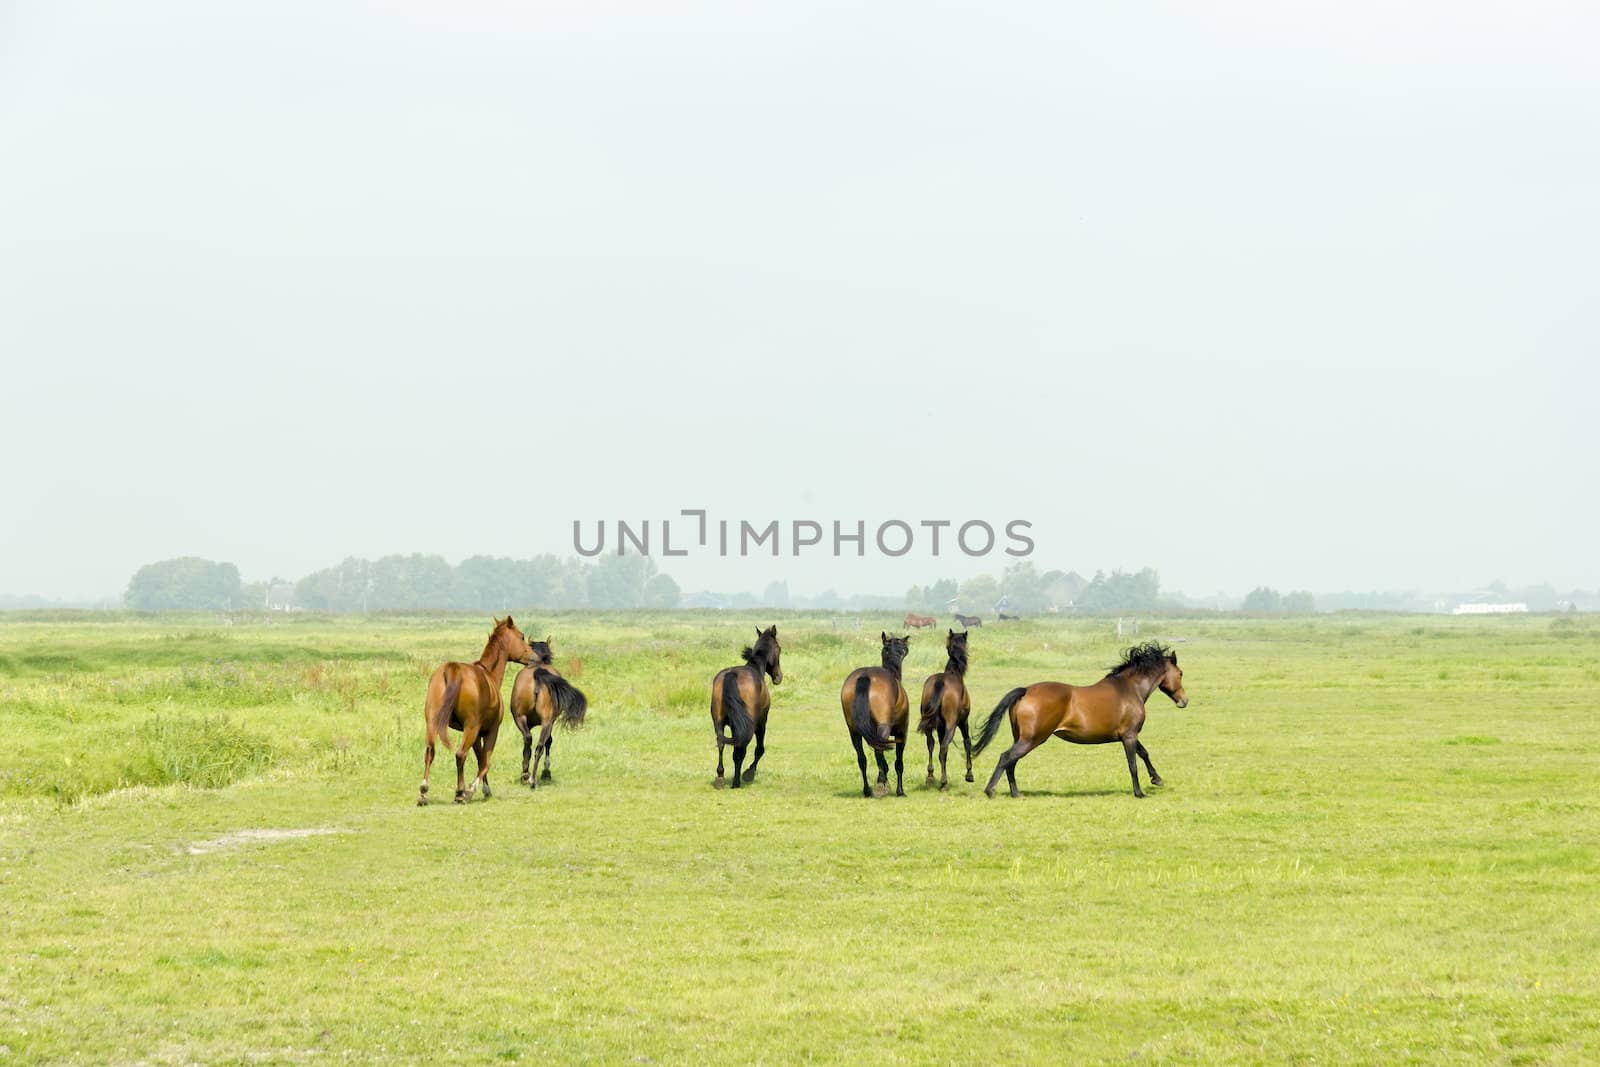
[508, 638, 588, 789]
[840, 632, 911, 797]
[917, 629, 973, 790]
[708, 626, 783, 788]
[903, 613, 937, 630]
[971, 642, 1187, 799]
[417, 616, 535, 806]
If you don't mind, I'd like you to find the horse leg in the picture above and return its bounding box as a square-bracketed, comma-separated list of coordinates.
[530, 720, 553, 788]
[730, 742, 748, 789]
[515, 714, 533, 784]
[984, 739, 1034, 799]
[851, 734, 871, 798]
[958, 719, 974, 782]
[1136, 740, 1163, 786]
[472, 737, 490, 800]
[872, 748, 890, 798]
[924, 729, 936, 785]
[454, 725, 479, 802]
[1122, 738, 1146, 798]
[938, 722, 954, 791]
[742, 719, 766, 784]
[419, 737, 435, 806]
[714, 739, 727, 789]
[540, 727, 554, 782]
[893, 737, 906, 797]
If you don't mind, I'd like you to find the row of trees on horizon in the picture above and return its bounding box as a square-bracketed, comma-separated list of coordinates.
[116, 555, 1332, 616]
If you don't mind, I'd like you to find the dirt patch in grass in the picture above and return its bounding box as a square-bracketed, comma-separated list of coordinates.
[186, 827, 346, 855]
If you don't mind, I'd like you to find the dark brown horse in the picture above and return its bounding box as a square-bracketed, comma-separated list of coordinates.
[840, 632, 911, 797]
[903, 613, 937, 630]
[418, 616, 535, 806]
[509, 638, 588, 789]
[709, 626, 782, 788]
[918, 629, 973, 790]
[972, 642, 1187, 799]
[953, 612, 983, 628]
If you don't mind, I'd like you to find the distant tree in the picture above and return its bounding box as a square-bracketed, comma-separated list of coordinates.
[1076, 568, 1161, 612]
[1282, 590, 1316, 614]
[927, 578, 959, 608]
[1242, 586, 1283, 613]
[1000, 561, 1047, 613]
[369, 554, 453, 610]
[643, 572, 681, 609]
[761, 580, 791, 608]
[587, 554, 659, 609]
[958, 574, 999, 612]
[125, 557, 242, 611]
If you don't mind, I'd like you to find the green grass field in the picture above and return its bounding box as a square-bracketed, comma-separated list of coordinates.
[1, 611, 1597, 1064]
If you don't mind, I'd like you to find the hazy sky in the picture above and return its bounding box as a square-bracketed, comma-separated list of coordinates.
[2, 1, 1595, 600]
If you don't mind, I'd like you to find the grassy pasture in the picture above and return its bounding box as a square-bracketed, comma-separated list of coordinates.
[1, 611, 1597, 1064]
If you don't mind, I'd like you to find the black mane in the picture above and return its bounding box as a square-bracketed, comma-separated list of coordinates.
[1108, 641, 1174, 678]
[742, 629, 780, 673]
[944, 633, 968, 676]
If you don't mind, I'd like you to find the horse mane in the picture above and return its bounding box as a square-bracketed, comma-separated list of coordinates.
[944, 635, 968, 676]
[742, 629, 779, 673]
[1108, 641, 1174, 678]
[479, 617, 514, 663]
[880, 635, 910, 677]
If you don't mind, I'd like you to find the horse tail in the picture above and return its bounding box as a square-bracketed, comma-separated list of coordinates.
[852, 675, 893, 751]
[537, 668, 588, 728]
[972, 687, 1027, 756]
[918, 676, 945, 736]
[430, 677, 463, 754]
[720, 673, 754, 748]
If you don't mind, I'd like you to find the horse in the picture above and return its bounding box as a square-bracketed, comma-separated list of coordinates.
[508, 637, 589, 789]
[417, 616, 535, 806]
[953, 612, 983, 628]
[918, 629, 973, 790]
[997, 612, 1020, 621]
[971, 642, 1187, 799]
[840, 632, 911, 797]
[903, 613, 937, 630]
[709, 626, 783, 789]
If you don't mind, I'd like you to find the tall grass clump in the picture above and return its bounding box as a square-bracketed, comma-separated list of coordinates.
[127, 715, 276, 790]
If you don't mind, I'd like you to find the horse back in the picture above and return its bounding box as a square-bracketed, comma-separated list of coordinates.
[714, 664, 769, 719]
[841, 666, 907, 729]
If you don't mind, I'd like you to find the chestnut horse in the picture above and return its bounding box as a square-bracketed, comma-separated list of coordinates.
[972, 642, 1187, 799]
[903, 613, 937, 630]
[840, 633, 911, 797]
[509, 638, 588, 789]
[417, 616, 535, 806]
[918, 629, 973, 790]
[709, 626, 783, 789]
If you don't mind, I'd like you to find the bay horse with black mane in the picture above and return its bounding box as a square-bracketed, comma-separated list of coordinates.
[972, 642, 1188, 798]
[509, 637, 588, 789]
[417, 616, 535, 806]
[840, 632, 911, 797]
[953, 612, 983, 628]
[709, 626, 782, 789]
[918, 629, 973, 790]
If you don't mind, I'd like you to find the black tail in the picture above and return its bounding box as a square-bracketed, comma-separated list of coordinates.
[972, 687, 1027, 756]
[536, 668, 588, 728]
[720, 674, 753, 748]
[917, 676, 945, 736]
[852, 675, 893, 751]
[431, 677, 462, 752]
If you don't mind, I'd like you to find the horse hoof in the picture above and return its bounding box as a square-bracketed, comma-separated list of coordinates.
[540, 771, 552, 782]
[965, 774, 974, 783]
[939, 782, 949, 792]
[1150, 776, 1165, 787]
[895, 789, 906, 797]
[872, 783, 888, 798]
[984, 788, 995, 799]
[740, 768, 755, 783]
[453, 792, 467, 805]
[416, 796, 429, 807]
[924, 775, 935, 786]
[1133, 791, 1146, 799]
[714, 777, 725, 790]
[519, 774, 531, 784]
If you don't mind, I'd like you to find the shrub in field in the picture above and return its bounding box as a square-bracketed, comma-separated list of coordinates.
[127, 715, 276, 790]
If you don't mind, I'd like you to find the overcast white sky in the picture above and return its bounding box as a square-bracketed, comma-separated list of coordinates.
[1, 1, 1595, 600]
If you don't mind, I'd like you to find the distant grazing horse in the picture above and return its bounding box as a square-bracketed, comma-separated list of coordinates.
[840, 633, 911, 797]
[918, 629, 973, 790]
[709, 626, 783, 788]
[509, 638, 588, 789]
[972, 642, 1187, 799]
[997, 612, 1020, 621]
[903, 613, 937, 630]
[418, 617, 535, 806]
[953, 612, 983, 628]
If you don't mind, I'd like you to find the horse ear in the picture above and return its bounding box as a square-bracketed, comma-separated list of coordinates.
[948, 628, 954, 636]
[1169, 651, 1178, 664]
[505, 615, 515, 628]
[546, 634, 552, 644]
[881, 631, 888, 642]
[756, 627, 763, 638]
